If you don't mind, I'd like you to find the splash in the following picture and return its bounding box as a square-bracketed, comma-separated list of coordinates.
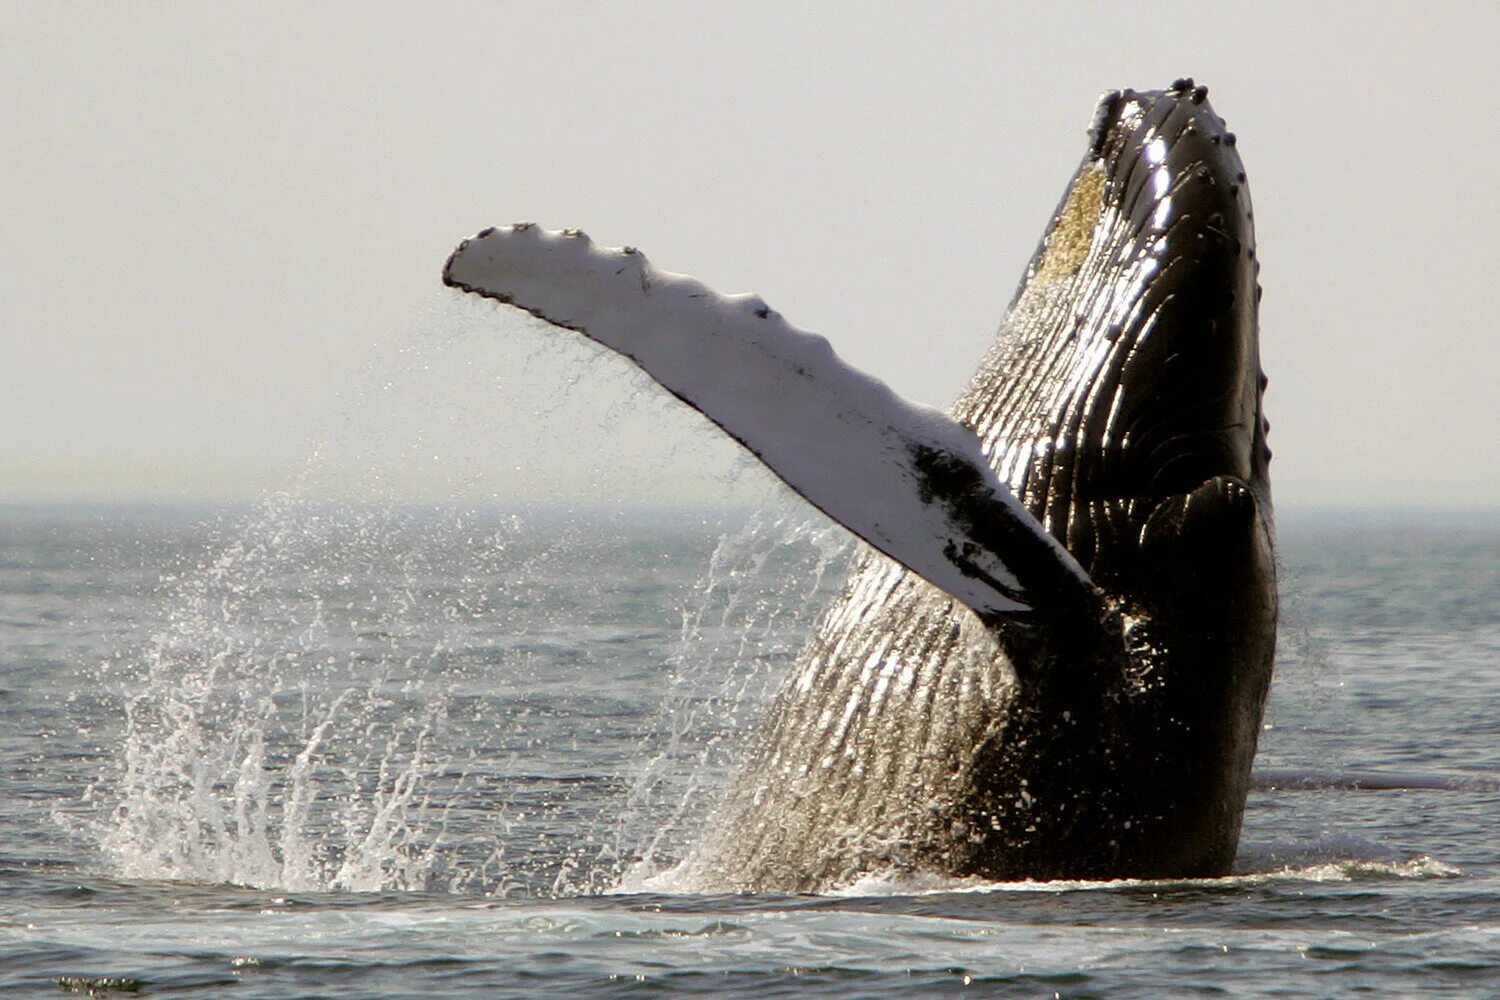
[92, 495, 518, 892]
[80, 297, 838, 897]
[592, 505, 853, 894]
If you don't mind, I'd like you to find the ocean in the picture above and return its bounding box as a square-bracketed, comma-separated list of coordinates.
[3, 500, 1498, 997]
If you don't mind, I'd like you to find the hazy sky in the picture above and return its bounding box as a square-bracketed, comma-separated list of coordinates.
[5, 3, 1498, 508]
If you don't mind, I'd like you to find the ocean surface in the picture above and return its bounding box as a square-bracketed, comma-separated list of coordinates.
[3, 500, 1499, 997]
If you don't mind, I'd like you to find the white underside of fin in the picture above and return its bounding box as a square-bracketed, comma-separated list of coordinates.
[445, 224, 1090, 619]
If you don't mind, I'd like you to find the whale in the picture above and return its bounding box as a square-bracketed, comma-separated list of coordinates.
[444, 80, 1275, 891]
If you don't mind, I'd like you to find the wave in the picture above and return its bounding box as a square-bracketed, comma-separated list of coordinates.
[1252, 767, 1500, 791]
[615, 832, 1459, 899]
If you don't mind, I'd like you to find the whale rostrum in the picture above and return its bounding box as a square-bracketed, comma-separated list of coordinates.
[445, 81, 1275, 890]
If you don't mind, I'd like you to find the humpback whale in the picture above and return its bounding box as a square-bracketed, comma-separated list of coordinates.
[445, 81, 1275, 891]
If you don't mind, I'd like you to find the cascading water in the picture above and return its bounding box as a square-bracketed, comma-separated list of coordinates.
[611, 508, 852, 891]
[94, 495, 515, 892]
[81, 298, 852, 897]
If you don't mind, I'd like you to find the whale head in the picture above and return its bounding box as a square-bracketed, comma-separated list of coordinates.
[951, 82, 1277, 878]
[962, 81, 1270, 573]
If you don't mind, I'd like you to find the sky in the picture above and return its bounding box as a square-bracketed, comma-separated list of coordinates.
[4, 3, 1498, 510]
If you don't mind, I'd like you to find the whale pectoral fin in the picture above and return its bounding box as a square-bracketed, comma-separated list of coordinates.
[445, 224, 1101, 623]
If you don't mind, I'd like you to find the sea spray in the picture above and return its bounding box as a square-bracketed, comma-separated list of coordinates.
[92, 495, 518, 891]
[603, 504, 853, 893]
[81, 296, 836, 896]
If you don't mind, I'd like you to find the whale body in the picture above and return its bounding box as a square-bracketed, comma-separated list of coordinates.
[445, 81, 1275, 891]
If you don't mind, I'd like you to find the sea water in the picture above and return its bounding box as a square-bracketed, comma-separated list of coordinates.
[3, 500, 1499, 997]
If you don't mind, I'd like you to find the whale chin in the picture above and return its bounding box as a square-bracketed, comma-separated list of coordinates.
[446, 79, 1275, 891]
